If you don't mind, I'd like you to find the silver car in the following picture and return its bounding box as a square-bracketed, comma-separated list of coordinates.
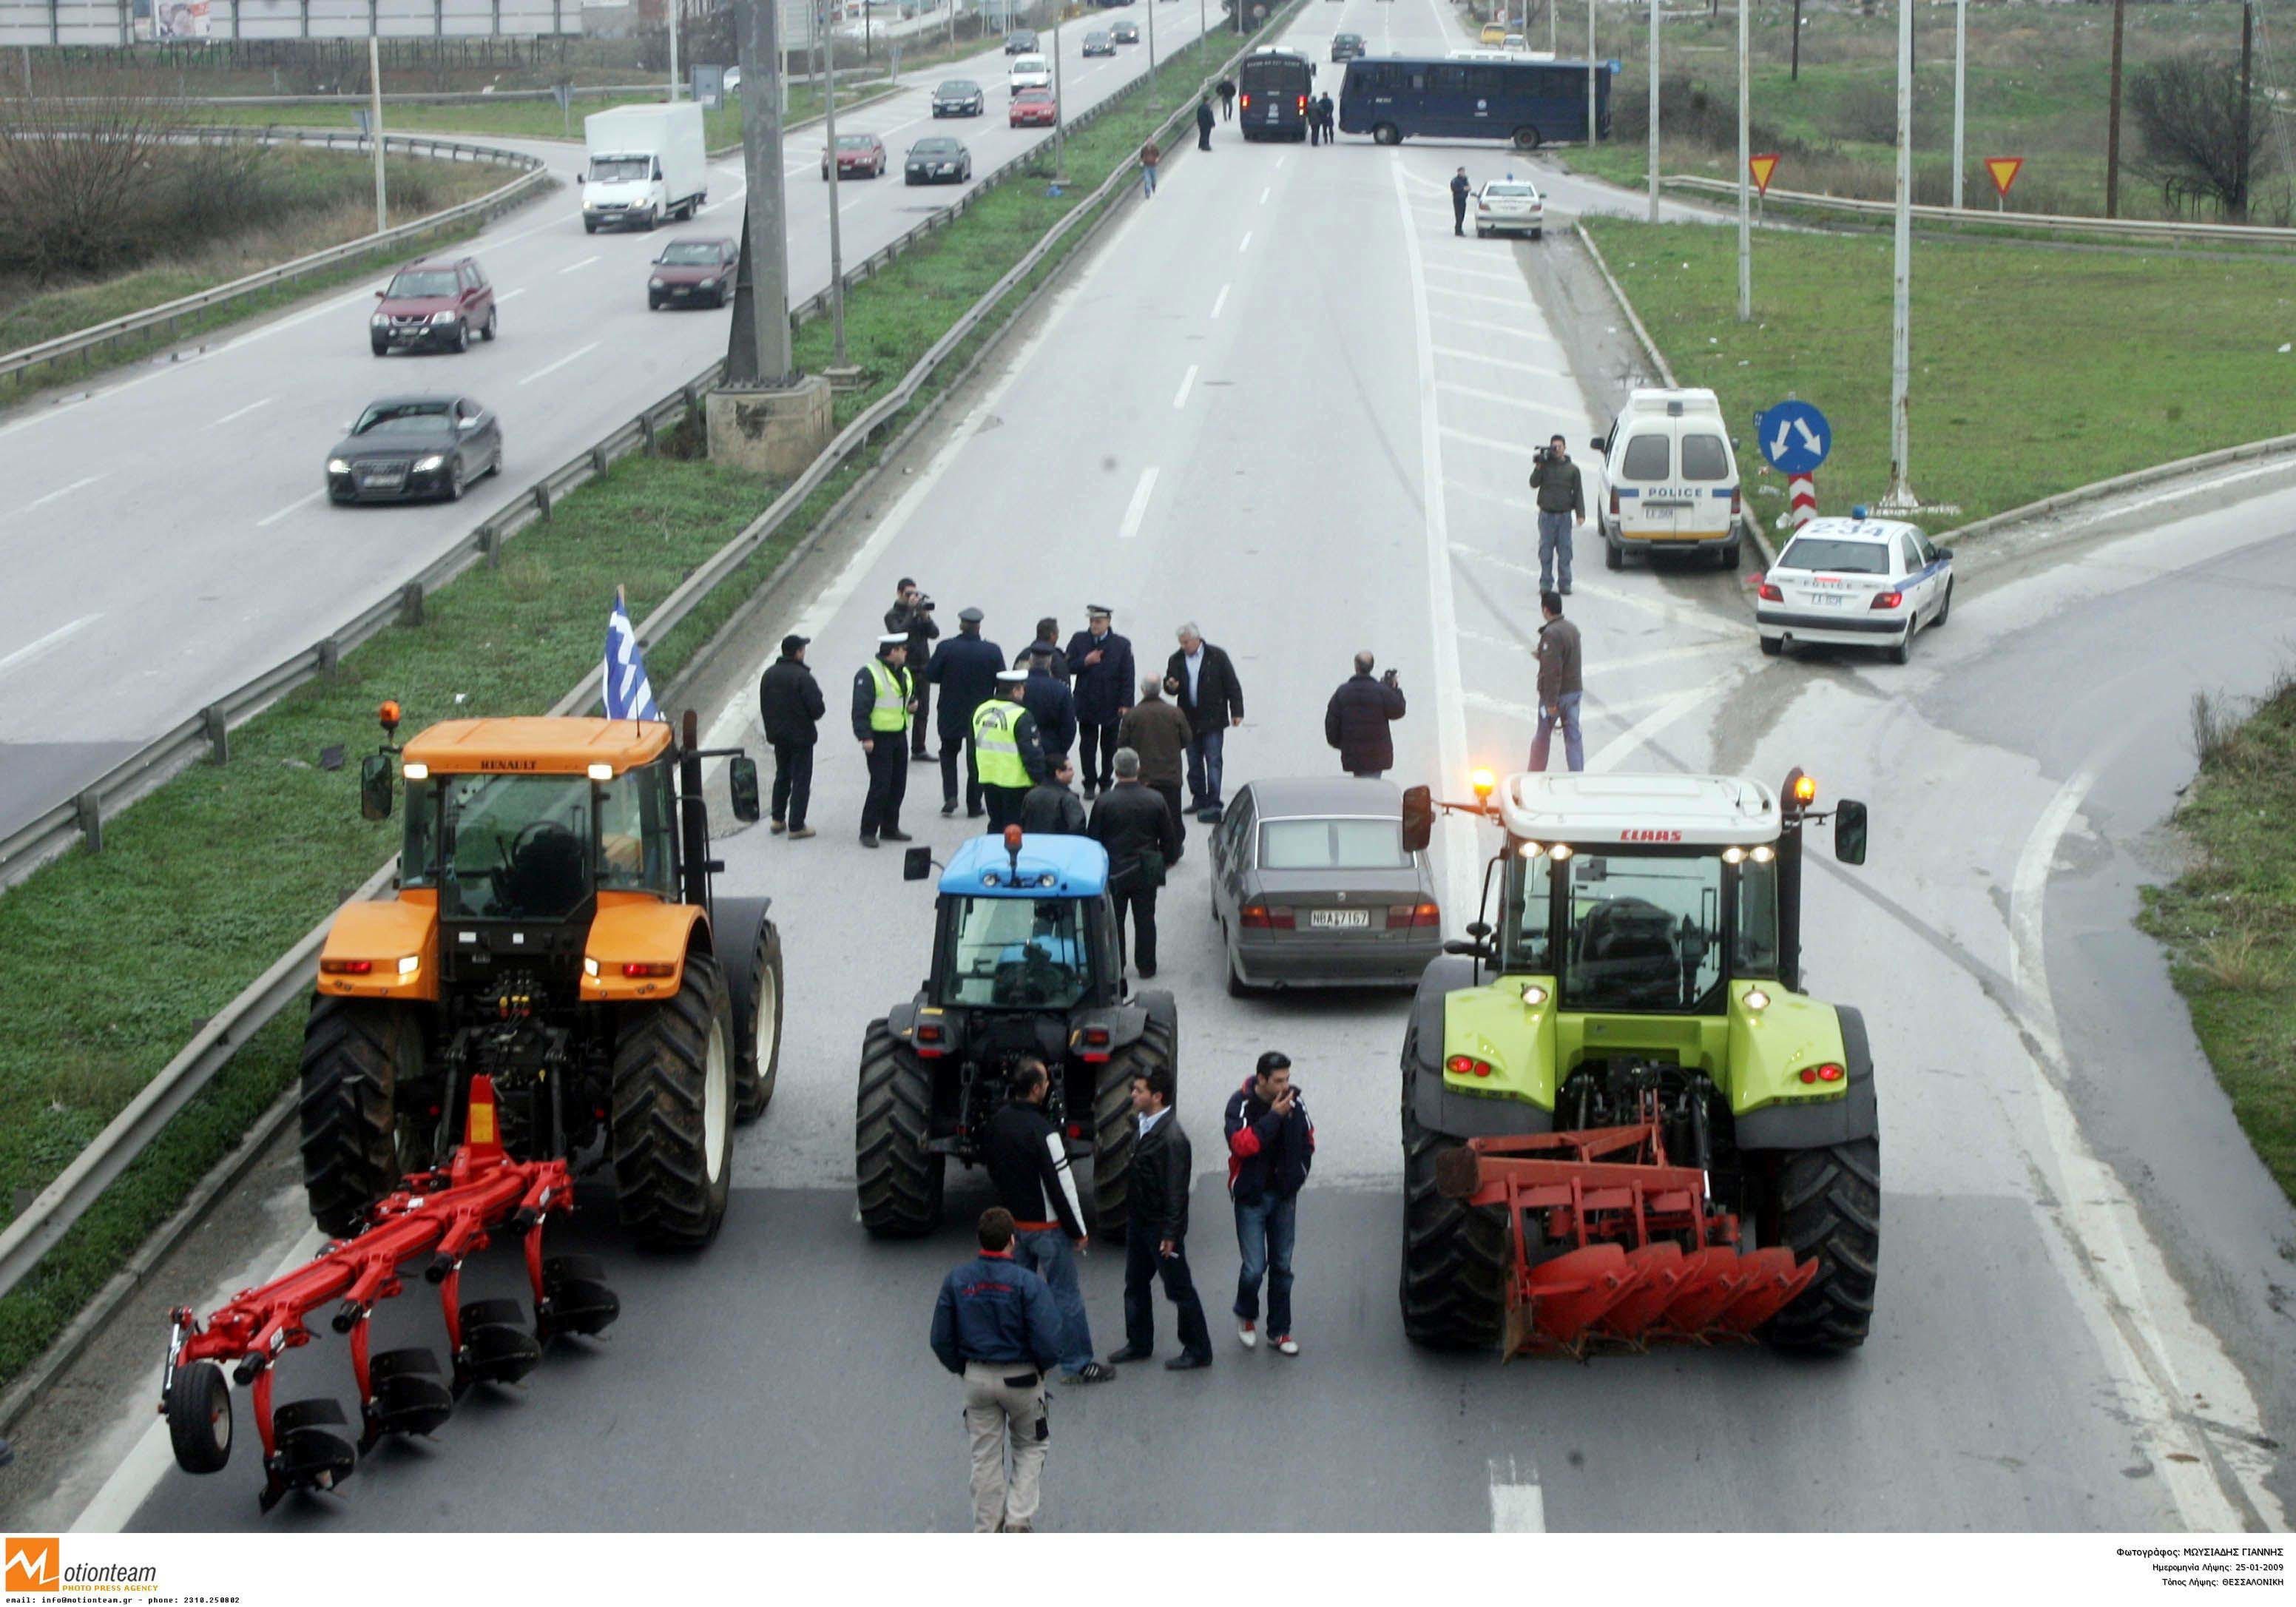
[1208, 778, 1444, 994]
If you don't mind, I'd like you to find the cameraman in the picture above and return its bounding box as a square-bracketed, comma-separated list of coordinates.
[1529, 435, 1586, 596]
[1324, 651, 1406, 781]
[885, 579, 941, 761]
[1223, 1051, 1314, 1358]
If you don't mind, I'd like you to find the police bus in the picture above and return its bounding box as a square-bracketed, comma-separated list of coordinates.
[1337, 55, 1611, 148]
[1238, 47, 1314, 142]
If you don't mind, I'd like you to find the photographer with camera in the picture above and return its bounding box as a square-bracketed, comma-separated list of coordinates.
[1223, 1051, 1314, 1358]
[1324, 651, 1407, 781]
[1529, 434, 1586, 596]
[885, 579, 941, 761]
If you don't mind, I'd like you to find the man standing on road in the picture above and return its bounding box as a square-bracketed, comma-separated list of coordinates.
[854, 633, 917, 849]
[930, 1207, 1064, 1532]
[1529, 590, 1585, 775]
[1089, 749, 1181, 980]
[1064, 605, 1135, 798]
[1022, 644, 1077, 762]
[1451, 166, 1471, 236]
[1529, 434, 1586, 596]
[1020, 754, 1089, 835]
[1118, 673, 1192, 860]
[925, 606, 1006, 819]
[1224, 1051, 1314, 1358]
[1140, 138, 1162, 199]
[1107, 1068, 1213, 1372]
[985, 1060, 1120, 1388]
[1166, 621, 1243, 821]
[1317, 92, 1335, 145]
[1027, 616, 1072, 685]
[758, 633, 824, 840]
[974, 669, 1049, 831]
[1217, 75, 1236, 121]
[1197, 96, 1215, 152]
[1325, 652, 1407, 780]
[885, 579, 940, 761]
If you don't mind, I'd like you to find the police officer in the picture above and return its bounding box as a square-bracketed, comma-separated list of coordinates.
[925, 606, 1007, 819]
[1022, 643, 1077, 761]
[930, 1207, 1064, 1533]
[1451, 165, 1471, 236]
[854, 632, 917, 849]
[1064, 604, 1135, 799]
[973, 669, 1048, 832]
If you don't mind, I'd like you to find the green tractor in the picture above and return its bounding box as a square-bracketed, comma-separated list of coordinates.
[1397, 766, 1878, 1357]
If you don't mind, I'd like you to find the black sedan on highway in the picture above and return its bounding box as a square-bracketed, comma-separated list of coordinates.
[1004, 30, 1038, 53]
[905, 136, 973, 186]
[1331, 30, 1365, 61]
[326, 394, 502, 505]
[1112, 19, 1139, 41]
[932, 78, 985, 116]
[1209, 776, 1445, 994]
[1083, 29, 1115, 55]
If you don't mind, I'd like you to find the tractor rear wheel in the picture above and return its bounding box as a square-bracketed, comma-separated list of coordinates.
[1759, 1136, 1881, 1352]
[610, 951, 735, 1248]
[1092, 1004, 1177, 1241]
[297, 997, 433, 1238]
[856, 1020, 944, 1237]
[720, 905, 785, 1122]
[1399, 1065, 1508, 1350]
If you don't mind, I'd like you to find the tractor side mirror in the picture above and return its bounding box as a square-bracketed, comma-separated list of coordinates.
[1833, 799, 1869, 866]
[727, 755, 761, 823]
[902, 846, 933, 881]
[1400, 785, 1434, 853]
[359, 753, 394, 821]
[1465, 920, 1491, 940]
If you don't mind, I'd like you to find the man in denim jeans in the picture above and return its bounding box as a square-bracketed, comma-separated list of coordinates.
[982, 1059, 1118, 1386]
[1223, 1051, 1314, 1358]
[1528, 589, 1584, 774]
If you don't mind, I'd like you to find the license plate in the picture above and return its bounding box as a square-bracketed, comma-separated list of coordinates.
[1806, 592, 1846, 607]
[1308, 909, 1370, 929]
[363, 472, 402, 487]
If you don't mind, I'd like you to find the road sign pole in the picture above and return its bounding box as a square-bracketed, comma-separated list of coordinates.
[1881, 0, 1917, 511]
[1736, 0, 1749, 321]
[1789, 473, 1815, 528]
[1951, 0, 1965, 209]
[369, 33, 386, 235]
[1051, 16, 1065, 183]
[669, 0, 681, 101]
[1586, 0, 1596, 149]
[1646, 0, 1659, 223]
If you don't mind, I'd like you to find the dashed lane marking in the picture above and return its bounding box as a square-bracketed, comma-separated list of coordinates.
[1172, 365, 1197, 410]
[518, 341, 601, 386]
[1117, 465, 1160, 541]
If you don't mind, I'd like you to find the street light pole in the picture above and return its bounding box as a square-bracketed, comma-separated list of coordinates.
[1586, 0, 1596, 149]
[368, 33, 386, 234]
[1050, 15, 1066, 181]
[1646, 0, 1659, 223]
[1148, 0, 1158, 83]
[669, 0, 681, 99]
[1883, 0, 1917, 508]
[1735, 0, 1749, 320]
[821, 27, 848, 368]
[1951, 0, 1965, 209]
[727, 0, 795, 387]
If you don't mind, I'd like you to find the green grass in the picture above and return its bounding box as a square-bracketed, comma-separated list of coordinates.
[2139, 676, 2296, 1205]
[0, 10, 1275, 1399]
[1579, 217, 2296, 530]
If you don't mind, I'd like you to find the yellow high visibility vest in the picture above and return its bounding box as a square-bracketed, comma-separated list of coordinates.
[972, 699, 1030, 787]
[865, 659, 911, 732]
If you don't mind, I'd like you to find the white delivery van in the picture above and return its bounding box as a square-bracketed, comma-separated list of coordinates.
[581, 103, 709, 233]
[1591, 387, 1746, 570]
[1008, 53, 1051, 93]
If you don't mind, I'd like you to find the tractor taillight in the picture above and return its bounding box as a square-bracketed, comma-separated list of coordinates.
[1065, 1123, 1084, 1140]
[1445, 1054, 1494, 1079]
[1078, 1025, 1112, 1064]
[916, 1023, 946, 1058]
[320, 958, 374, 975]
[621, 962, 675, 978]
[1758, 581, 1783, 602]
[1797, 1062, 1846, 1085]
[1870, 590, 1904, 610]
[1082, 1027, 1110, 1047]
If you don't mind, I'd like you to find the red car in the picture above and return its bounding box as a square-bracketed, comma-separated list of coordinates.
[370, 256, 496, 356]
[822, 132, 887, 180]
[1010, 87, 1058, 129]
[648, 237, 739, 310]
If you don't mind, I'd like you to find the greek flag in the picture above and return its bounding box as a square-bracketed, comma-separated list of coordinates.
[603, 592, 661, 722]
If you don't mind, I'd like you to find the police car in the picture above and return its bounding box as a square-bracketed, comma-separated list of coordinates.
[1755, 513, 1955, 665]
[1473, 175, 1544, 239]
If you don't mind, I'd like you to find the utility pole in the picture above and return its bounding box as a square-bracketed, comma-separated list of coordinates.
[368, 33, 386, 233]
[1548, 0, 1556, 57]
[1882, 0, 1917, 510]
[1735, 0, 1749, 320]
[2104, 0, 2124, 218]
[1148, 0, 1158, 83]
[669, 0, 681, 98]
[727, 0, 795, 386]
[821, 24, 848, 368]
[1646, 0, 1659, 223]
[1791, 0, 1800, 81]
[2238, 0, 2255, 220]
[1951, 0, 1965, 209]
[1586, 0, 1596, 148]
[1050, 14, 1066, 181]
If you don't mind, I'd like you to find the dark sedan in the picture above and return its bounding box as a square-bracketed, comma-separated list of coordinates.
[647, 236, 737, 309]
[1004, 29, 1038, 53]
[904, 136, 973, 186]
[1331, 30, 1365, 61]
[1209, 777, 1444, 994]
[1082, 29, 1115, 55]
[1112, 19, 1139, 41]
[326, 395, 502, 505]
[932, 78, 985, 116]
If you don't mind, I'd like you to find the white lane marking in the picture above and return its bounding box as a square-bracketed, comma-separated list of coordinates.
[221, 287, 374, 350]
[1116, 465, 1160, 541]
[1260, 185, 1271, 204]
[1425, 260, 1520, 284]
[0, 613, 101, 677]
[1432, 312, 1562, 348]
[1238, 230, 1252, 255]
[1451, 543, 1743, 637]
[496, 287, 528, 302]
[1393, 156, 1478, 933]
[1488, 1456, 1546, 1532]
[1437, 380, 1550, 411]
[518, 341, 602, 386]
[1209, 283, 1231, 320]
[1432, 284, 1536, 312]
[205, 398, 272, 428]
[1442, 425, 1542, 458]
[1447, 483, 1536, 513]
[26, 474, 105, 510]
[1275, 153, 1290, 170]
[1601, 639, 1739, 676]
[1587, 685, 1716, 771]
[1433, 344, 1573, 381]
[1172, 365, 1197, 410]
[558, 255, 601, 274]
[255, 488, 326, 528]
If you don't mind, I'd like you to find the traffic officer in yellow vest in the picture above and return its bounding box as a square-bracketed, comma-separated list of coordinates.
[973, 669, 1049, 832]
[855, 632, 918, 849]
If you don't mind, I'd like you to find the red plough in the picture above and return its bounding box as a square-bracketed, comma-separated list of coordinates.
[1433, 1097, 1815, 1361]
[161, 1077, 618, 1511]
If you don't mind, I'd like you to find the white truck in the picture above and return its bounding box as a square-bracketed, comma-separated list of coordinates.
[581, 104, 709, 234]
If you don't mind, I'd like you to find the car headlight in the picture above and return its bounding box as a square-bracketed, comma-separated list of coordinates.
[413, 454, 446, 472]
[430, 310, 459, 324]
[370, 314, 388, 326]
[650, 277, 666, 288]
[327, 457, 351, 474]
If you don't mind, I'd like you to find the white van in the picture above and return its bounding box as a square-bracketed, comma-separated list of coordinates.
[1009, 53, 1051, 92]
[1591, 388, 1745, 570]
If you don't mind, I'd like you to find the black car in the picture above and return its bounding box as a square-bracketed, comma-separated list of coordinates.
[1331, 30, 1365, 61]
[1004, 29, 1038, 53]
[904, 135, 973, 186]
[931, 78, 985, 117]
[1082, 29, 1115, 55]
[327, 394, 502, 505]
[1112, 19, 1139, 41]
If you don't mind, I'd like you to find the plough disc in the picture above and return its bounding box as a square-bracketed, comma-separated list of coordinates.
[1713, 1247, 1817, 1335]
[1593, 1242, 1688, 1342]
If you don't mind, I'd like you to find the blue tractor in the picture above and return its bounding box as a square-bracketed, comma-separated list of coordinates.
[857, 830, 1178, 1239]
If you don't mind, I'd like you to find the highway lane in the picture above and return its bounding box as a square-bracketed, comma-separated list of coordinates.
[0, 2, 1227, 839]
[27, 0, 2269, 1534]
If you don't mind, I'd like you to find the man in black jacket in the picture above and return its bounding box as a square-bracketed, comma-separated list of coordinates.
[1064, 606, 1135, 799]
[985, 1059, 1118, 1386]
[1019, 755, 1089, 835]
[1027, 618, 1071, 686]
[757, 633, 825, 839]
[1021, 644, 1076, 761]
[1087, 749, 1183, 980]
[1450, 165, 1471, 235]
[1223, 1051, 1314, 1357]
[1166, 621, 1244, 819]
[924, 606, 1006, 818]
[885, 578, 940, 760]
[1106, 1066, 1212, 1371]
[1324, 651, 1407, 778]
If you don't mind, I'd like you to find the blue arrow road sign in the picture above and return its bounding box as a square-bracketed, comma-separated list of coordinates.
[1757, 400, 1831, 475]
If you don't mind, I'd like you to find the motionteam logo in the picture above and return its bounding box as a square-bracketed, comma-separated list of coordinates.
[4, 1537, 59, 1592]
[4, 1537, 159, 1595]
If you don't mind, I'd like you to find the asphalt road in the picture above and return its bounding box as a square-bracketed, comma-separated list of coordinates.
[0, 2, 1226, 840]
[12, 0, 2293, 1537]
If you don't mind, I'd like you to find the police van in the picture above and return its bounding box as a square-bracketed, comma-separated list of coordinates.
[1591, 387, 1746, 570]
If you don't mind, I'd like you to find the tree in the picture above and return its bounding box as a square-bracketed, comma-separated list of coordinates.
[2128, 53, 2272, 221]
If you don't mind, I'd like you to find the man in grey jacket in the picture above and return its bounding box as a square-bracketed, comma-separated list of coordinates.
[1529, 590, 1584, 773]
[1529, 436, 1586, 596]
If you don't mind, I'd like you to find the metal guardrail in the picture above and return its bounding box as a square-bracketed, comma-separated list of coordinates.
[0, 129, 547, 392]
[1663, 175, 2296, 247]
[0, 10, 1295, 1308]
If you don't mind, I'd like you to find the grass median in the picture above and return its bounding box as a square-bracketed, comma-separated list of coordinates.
[0, 15, 1269, 1401]
[2138, 678, 2296, 1206]
[1578, 218, 2296, 531]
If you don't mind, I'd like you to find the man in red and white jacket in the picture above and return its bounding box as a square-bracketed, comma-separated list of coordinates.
[1223, 1051, 1314, 1357]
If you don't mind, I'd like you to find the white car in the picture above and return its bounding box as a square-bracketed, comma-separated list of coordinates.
[1593, 386, 1745, 570]
[1474, 177, 1545, 239]
[1008, 53, 1050, 92]
[1755, 515, 1956, 664]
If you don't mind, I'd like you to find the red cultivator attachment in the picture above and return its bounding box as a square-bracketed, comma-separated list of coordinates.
[161, 1077, 618, 1511]
[1434, 1100, 1814, 1361]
